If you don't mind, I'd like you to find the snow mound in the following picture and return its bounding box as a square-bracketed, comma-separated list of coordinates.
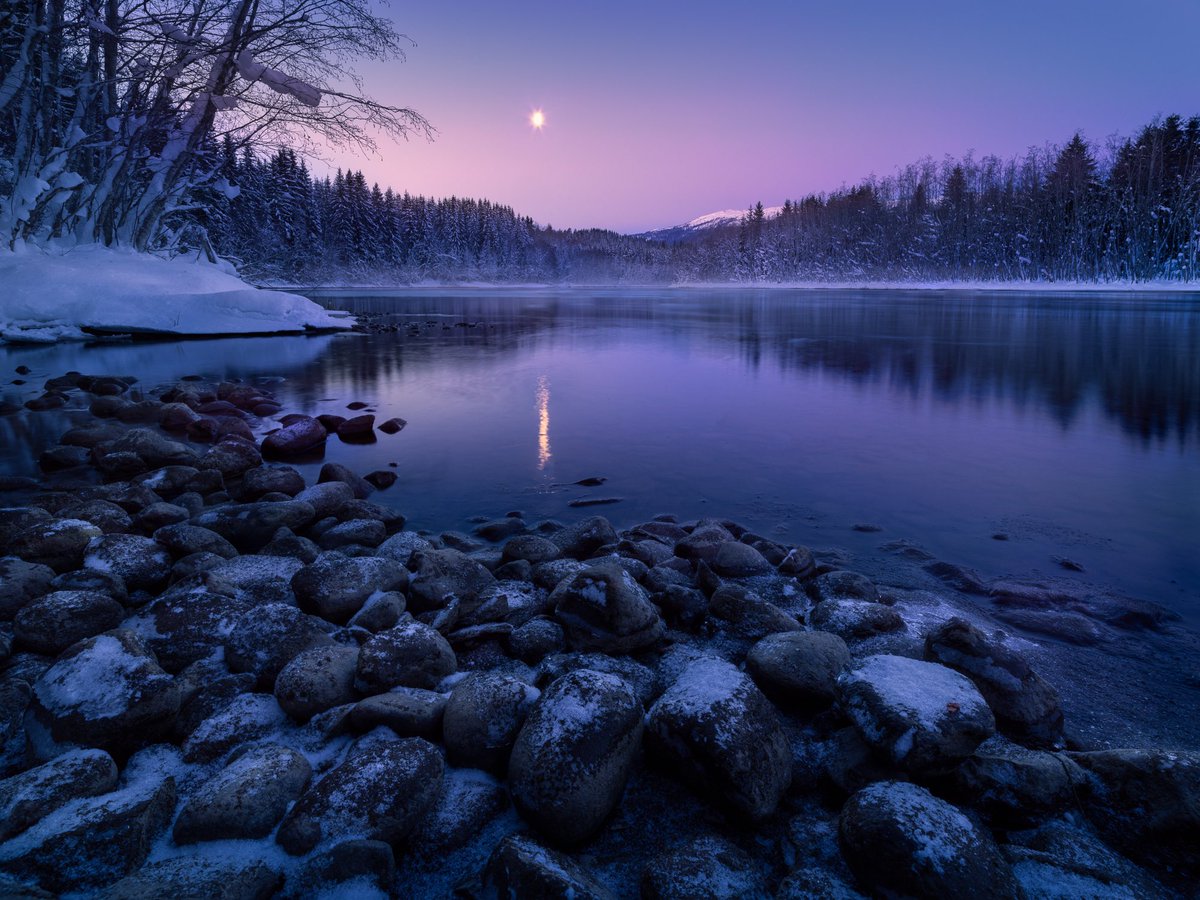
[0, 244, 350, 342]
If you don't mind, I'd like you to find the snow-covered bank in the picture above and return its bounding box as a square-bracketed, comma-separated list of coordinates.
[0, 245, 351, 343]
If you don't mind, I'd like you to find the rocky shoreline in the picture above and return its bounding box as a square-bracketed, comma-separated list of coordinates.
[0, 369, 1198, 898]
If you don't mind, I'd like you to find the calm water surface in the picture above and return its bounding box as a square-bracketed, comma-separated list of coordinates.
[2, 288, 1198, 624]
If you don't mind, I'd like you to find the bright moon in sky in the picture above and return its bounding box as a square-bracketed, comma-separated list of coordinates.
[530, 109, 546, 130]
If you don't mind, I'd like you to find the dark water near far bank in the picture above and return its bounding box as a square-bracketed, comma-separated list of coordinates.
[2, 287, 1198, 626]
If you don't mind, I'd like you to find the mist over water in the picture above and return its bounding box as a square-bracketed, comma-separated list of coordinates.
[3, 288, 1197, 624]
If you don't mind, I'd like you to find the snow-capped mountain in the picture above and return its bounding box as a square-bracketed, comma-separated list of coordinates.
[635, 205, 784, 243]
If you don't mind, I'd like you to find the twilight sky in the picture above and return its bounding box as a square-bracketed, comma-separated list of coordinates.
[321, 0, 1200, 233]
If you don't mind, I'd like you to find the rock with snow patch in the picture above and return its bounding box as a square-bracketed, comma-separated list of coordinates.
[745, 630, 850, 707]
[153, 523, 239, 559]
[354, 620, 457, 693]
[509, 669, 643, 845]
[276, 738, 444, 855]
[837, 654, 995, 775]
[223, 602, 333, 687]
[645, 657, 791, 820]
[347, 590, 406, 633]
[274, 644, 360, 722]
[57, 499, 133, 534]
[708, 584, 803, 640]
[203, 554, 303, 605]
[442, 672, 540, 773]
[838, 780, 1018, 899]
[406, 547, 496, 611]
[409, 767, 509, 857]
[924, 618, 1064, 748]
[536, 652, 660, 706]
[940, 741, 1084, 826]
[10, 518, 104, 572]
[13, 590, 125, 656]
[0, 775, 176, 893]
[0, 557, 55, 619]
[172, 744, 311, 844]
[811, 597, 904, 639]
[550, 515, 619, 559]
[373, 530, 433, 566]
[181, 693, 287, 763]
[348, 687, 447, 739]
[26, 631, 180, 761]
[126, 585, 253, 672]
[84, 534, 172, 591]
[640, 835, 769, 900]
[549, 560, 665, 654]
[295, 840, 395, 895]
[291, 553, 408, 625]
[0, 748, 118, 841]
[483, 833, 616, 900]
[811, 570, 880, 603]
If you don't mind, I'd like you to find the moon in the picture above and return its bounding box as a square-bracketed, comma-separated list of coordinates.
[530, 109, 545, 130]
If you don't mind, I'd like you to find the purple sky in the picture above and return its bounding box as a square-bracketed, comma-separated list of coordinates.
[320, 1, 1200, 233]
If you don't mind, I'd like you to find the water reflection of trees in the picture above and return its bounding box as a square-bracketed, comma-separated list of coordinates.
[295, 291, 1200, 447]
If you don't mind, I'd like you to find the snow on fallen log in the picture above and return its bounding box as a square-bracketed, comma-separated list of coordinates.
[0, 244, 350, 342]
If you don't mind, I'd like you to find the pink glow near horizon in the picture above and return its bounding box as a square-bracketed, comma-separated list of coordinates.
[313, 1, 1200, 234]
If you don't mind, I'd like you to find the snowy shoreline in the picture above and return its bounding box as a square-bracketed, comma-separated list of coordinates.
[0, 246, 351, 344]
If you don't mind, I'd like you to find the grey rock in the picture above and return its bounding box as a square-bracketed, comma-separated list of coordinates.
[0, 557, 55, 619]
[153, 523, 239, 559]
[204, 554, 303, 605]
[98, 858, 281, 900]
[641, 835, 769, 900]
[410, 767, 508, 856]
[0, 748, 118, 840]
[57, 500, 133, 534]
[261, 417, 326, 458]
[131, 502, 189, 532]
[190, 500, 317, 553]
[259, 527, 320, 563]
[317, 519, 387, 550]
[407, 548, 496, 612]
[774, 868, 865, 900]
[709, 584, 803, 640]
[443, 672, 540, 773]
[507, 617, 565, 663]
[26, 631, 180, 761]
[711, 541, 773, 577]
[84, 534, 172, 591]
[347, 590, 406, 632]
[173, 745, 311, 843]
[839, 781, 1018, 899]
[550, 515, 619, 559]
[674, 523, 736, 564]
[197, 438, 262, 478]
[13, 590, 125, 656]
[349, 687, 447, 739]
[509, 669, 643, 845]
[811, 570, 879, 603]
[354, 620, 457, 692]
[10, 518, 104, 572]
[276, 739, 443, 855]
[549, 560, 665, 654]
[745, 631, 850, 707]
[291, 552, 408, 625]
[536, 652, 660, 707]
[837, 655, 995, 775]
[501, 534, 561, 564]
[317, 462, 372, 499]
[484, 833, 615, 900]
[224, 602, 333, 688]
[373, 530, 433, 566]
[811, 597, 904, 639]
[127, 585, 253, 672]
[645, 657, 791, 820]
[274, 644, 360, 722]
[182, 693, 287, 763]
[240, 465, 305, 499]
[942, 741, 1084, 826]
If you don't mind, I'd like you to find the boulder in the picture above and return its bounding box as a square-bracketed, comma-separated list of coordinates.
[97, 858, 281, 900]
[645, 657, 791, 820]
[941, 741, 1084, 826]
[197, 439, 262, 478]
[839, 781, 1018, 899]
[711, 541, 773, 577]
[57, 499, 133, 534]
[190, 500, 317, 552]
[153, 523, 238, 559]
[0, 748, 118, 841]
[317, 462, 372, 499]
[549, 561, 665, 654]
[223, 603, 333, 688]
[276, 739, 443, 855]
[745, 630, 850, 707]
[182, 694, 287, 763]
[406, 548, 496, 611]
[10, 518, 103, 572]
[84, 534, 172, 591]
[442, 672, 540, 773]
[409, 767, 508, 857]
[274, 644, 360, 722]
[483, 833, 615, 900]
[0, 776, 175, 893]
[240, 465, 305, 499]
[501, 534, 561, 565]
[811, 597, 905, 639]
[509, 669, 644, 845]
[203, 554, 303, 606]
[261, 417, 326, 458]
[26, 631, 180, 760]
[708, 584, 802, 640]
[837, 655, 995, 775]
[0, 557, 55, 619]
[924, 618, 1064, 748]
[348, 688, 447, 739]
[291, 553, 408, 624]
[294, 482, 356, 519]
[317, 519, 387, 550]
[811, 570, 879, 603]
[173, 745, 311, 844]
[126, 586, 254, 673]
[674, 523, 736, 564]
[354, 620, 457, 693]
[13, 590, 125, 656]
[550, 516, 618, 559]
[640, 835, 769, 900]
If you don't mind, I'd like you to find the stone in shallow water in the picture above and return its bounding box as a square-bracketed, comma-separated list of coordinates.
[837, 654, 995, 775]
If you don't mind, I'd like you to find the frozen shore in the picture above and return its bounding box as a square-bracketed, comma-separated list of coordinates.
[0, 245, 351, 344]
[0, 365, 1197, 897]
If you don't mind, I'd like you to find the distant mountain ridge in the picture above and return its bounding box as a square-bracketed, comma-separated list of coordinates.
[635, 205, 784, 243]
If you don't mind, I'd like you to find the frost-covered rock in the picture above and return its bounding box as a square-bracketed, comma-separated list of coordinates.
[483, 833, 616, 900]
[373, 530, 433, 566]
[354, 620, 457, 693]
[276, 739, 443, 855]
[837, 655, 995, 774]
[197, 438, 262, 478]
[10, 518, 104, 572]
[406, 548, 496, 611]
[774, 867, 865, 899]
[0, 775, 176, 892]
[536, 651, 660, 706]
[203, 554, 303, 606]
[839, 781, 1018, 899]
[274, 644, 360, 722]
[84, 534, 172, 591]
[645, 657, 791, 820]
[173, 744, 311, 844]
[509, 669, 643, 845]
[0, 748, 118, 841]
[182, 693, 287, 763]
[153, 523, 239, 559]
[442, 672, 540, 773]
[13, 590, 125, 656]
[640, 835, 769, 900]
[811, 570, 879, 603]
[223, 602, 333, 688]
[708, 584, 802, 640]
[409, 767, 509, 857]
[942, 741, 1084, 826]
[190, 500, 317, 552]
[292, 553, 408, 624]
[550, 515, 618, 559]
[26, 631, 180, 761]
[0, 557, 55, 619]
[811, 597, 904, 639]
[127, 585, 254, 673]
[507, 617, 565, 663]
[97, 857, 282, 900]
[745, 630, 850, 707]
[924, 618, 1064, 748]
[550, 560, 665, 654]
[348, 687, 447, 739]
[58, 499, 134, 534]
[295, 840, 394, 895]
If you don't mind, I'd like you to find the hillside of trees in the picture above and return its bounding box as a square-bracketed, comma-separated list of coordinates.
[208, 115, 1200, 285]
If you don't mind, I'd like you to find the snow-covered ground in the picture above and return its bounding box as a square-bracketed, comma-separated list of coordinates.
[0, 245, 351, 343]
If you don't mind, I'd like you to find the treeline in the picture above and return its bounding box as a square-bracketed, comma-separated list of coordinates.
[203, 142, 676, 283]
[683, 116, 1200, 283]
